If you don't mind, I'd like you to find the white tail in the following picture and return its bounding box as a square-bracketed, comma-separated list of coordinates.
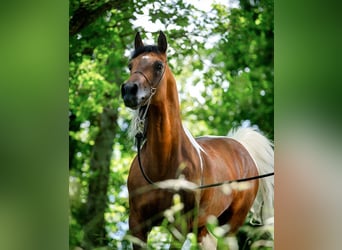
[228, 127, 274, 225]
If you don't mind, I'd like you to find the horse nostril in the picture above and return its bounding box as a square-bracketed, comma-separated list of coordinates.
[121, 83, 138, 97]
[131, 83, 138, 95]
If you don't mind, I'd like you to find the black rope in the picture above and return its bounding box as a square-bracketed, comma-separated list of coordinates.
[195, 172, 274, 190]
[136, 132, 155, 185]
[135, 133, 274, 190]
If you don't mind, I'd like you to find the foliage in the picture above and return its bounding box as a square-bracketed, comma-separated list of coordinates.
[181, 0, 274, 139]
[69, 0, 273, 249]
[124, 192, 273, 249]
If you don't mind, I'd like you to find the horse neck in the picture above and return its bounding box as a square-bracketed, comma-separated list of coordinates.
[144, 71, 194, 178]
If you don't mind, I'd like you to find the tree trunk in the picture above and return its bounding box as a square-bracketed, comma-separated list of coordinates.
[82, 107, 117, 249]
[69, 112, 81, 170]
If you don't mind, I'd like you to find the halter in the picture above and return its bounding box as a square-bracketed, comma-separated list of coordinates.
[131, 65, 165, 136]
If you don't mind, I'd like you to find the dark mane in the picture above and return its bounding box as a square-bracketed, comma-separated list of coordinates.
[131, 45, 161, 59]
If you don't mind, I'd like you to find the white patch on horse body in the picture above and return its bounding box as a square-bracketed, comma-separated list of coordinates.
[183, 126, 205, 174]
[141, 55, 150, 60]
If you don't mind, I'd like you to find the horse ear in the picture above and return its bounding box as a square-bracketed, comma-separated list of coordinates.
[157, 31, 167, 54]
[135, 32, 144, 49]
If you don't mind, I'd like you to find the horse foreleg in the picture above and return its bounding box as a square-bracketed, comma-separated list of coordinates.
[129, 212, 149, 249]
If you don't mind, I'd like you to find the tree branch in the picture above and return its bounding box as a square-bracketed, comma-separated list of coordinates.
[69, 0, 125, 36]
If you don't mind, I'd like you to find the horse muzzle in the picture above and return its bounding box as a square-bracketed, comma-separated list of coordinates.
[121, 82, 139, 108]
[121, 82, 150, 109]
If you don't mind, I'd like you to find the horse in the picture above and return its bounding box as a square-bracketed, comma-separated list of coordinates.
[121, 31, 274, 249]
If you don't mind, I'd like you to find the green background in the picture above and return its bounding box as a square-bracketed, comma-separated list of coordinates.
[0, 0, 341, 249]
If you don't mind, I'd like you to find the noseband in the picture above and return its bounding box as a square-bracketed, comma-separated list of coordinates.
[132, 70, 156, 90]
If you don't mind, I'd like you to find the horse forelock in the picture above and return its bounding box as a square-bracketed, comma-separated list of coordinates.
[131, 45, 162, 59]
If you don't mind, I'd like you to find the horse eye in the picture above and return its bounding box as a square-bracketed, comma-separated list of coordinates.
[128, 63, 132, 71]
[155, 62, 163, 71]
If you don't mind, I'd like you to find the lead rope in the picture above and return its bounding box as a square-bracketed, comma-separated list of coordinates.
[195, 172, 274, 190]
[135, 132, 155, 185]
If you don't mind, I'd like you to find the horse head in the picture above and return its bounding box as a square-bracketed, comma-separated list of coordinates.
[121, 31, 168, 109]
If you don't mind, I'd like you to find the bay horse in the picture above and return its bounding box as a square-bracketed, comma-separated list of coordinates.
[121, 31, 274, 248]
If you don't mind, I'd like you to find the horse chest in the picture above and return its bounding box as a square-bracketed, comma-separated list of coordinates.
[138, 190, 173, 216]
[131, 188, 197, 223]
